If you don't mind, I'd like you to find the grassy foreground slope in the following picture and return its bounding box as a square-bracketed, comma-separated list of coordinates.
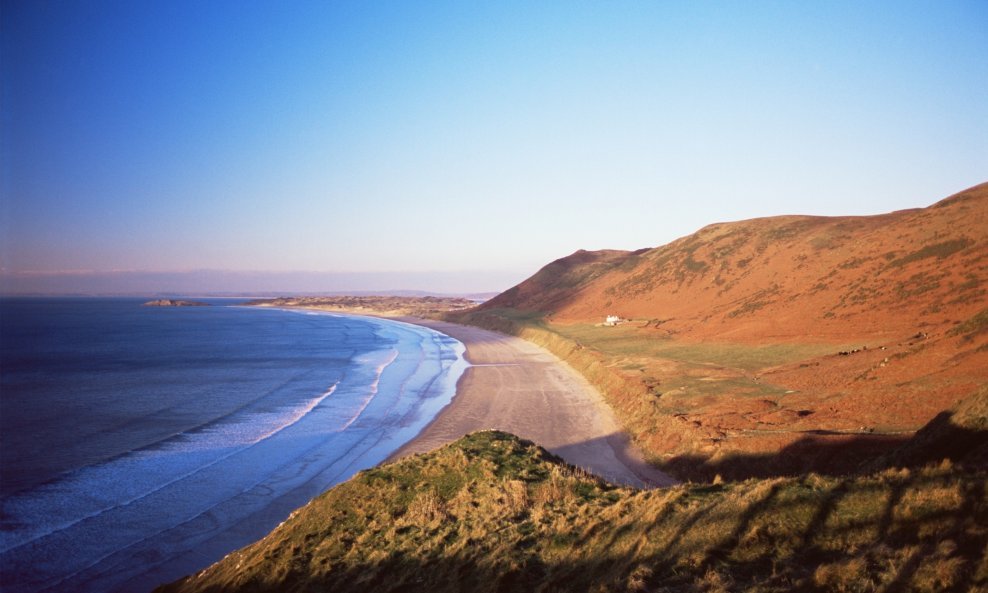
[451, 183, 988, 481]
[159, 422, 986, 593]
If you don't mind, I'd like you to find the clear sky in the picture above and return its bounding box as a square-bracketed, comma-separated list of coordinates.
[2, 1, 986, 294]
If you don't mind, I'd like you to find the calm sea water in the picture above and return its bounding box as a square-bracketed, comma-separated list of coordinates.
[0, 298, 466, 592]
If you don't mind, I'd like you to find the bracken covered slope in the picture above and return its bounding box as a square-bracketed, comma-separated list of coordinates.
[483, 183, 988, 342]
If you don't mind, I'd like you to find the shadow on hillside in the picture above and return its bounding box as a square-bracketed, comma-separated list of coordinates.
[147, 416, 988, 593]
[159, 467, 987, 593]
[552, 432, 679, 489]
[660, 411, 988, 483]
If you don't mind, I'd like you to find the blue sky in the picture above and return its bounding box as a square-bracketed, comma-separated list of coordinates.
[2, 1, 987, 294]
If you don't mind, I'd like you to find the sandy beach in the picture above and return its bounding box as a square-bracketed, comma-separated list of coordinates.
[390, 318, 676, 489]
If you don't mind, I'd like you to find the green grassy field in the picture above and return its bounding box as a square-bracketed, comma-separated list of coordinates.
[549, 323, 836, 372]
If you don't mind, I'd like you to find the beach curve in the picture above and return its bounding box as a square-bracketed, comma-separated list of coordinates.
[389, 318, 677, 489]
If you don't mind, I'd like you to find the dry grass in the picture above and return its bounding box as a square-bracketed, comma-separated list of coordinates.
[158, 431, 988, 593]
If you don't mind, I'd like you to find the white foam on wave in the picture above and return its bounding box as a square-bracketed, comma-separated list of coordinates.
[0, 381, 339, 555]
[308, 317, 469, 472]
[336, 348, 398, 433]
[0, 310, 469, 593]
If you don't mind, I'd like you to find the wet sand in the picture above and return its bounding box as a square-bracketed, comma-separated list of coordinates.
[391, 318, 677, 489]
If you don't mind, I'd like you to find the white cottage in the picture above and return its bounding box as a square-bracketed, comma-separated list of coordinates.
[604, 315, 621, 326]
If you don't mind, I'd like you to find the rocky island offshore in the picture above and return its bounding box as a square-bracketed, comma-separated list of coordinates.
[143, 299, 211, 307]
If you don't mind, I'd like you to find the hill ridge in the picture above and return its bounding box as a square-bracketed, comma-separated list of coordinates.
[482, 182, 987, 342]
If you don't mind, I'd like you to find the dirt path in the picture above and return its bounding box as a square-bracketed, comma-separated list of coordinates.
[391, 318, 677, 489]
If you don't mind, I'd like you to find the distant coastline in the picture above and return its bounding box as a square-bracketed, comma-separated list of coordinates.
[143, 299, 210, 307]
[246, 295, 476, 318]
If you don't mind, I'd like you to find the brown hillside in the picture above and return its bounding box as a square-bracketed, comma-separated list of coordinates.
[471, 183, 988, 479]
[489, 249, 642, 313]
[484, 182, 987, 342]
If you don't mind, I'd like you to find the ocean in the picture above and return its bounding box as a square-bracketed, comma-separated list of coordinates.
[0, 298, 467, 592]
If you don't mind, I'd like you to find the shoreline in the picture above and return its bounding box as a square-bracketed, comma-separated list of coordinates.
[2, 302, 479, 593]
[246, 305, 675, 488]
[386, 317, 676, 488]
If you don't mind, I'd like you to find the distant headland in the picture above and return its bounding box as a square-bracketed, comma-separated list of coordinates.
[143, 299, 210, 307]
[247, 295, 476, 318]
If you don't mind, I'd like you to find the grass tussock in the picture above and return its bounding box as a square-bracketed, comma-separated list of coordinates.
[158, 431, 988, 593]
